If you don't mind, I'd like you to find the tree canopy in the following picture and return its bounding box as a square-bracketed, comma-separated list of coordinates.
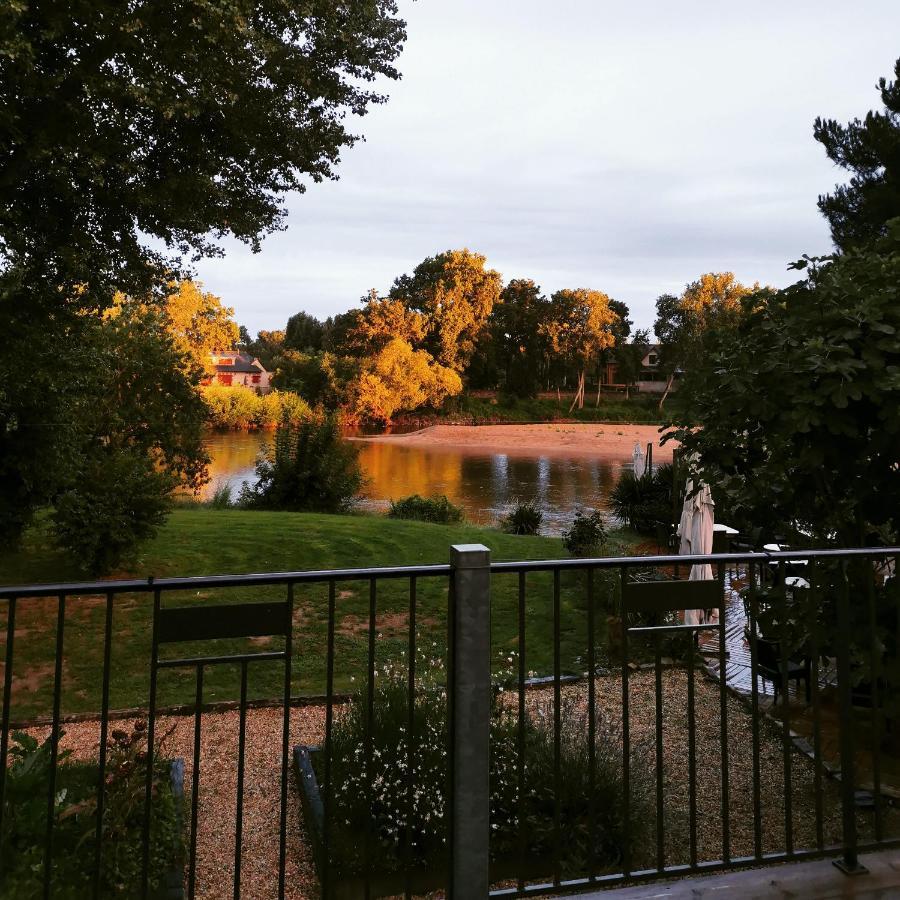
[815, 57, 900, 252]
[390, 249, 502, 373]
[668, 229, 900, 546]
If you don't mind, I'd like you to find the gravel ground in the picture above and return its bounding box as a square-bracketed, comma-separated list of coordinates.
[25, 669, 896, 898]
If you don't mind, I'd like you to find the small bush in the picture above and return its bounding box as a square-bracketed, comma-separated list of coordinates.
[501, 498, 543, 535]
[562, 509, 607, 557]
[239, 414, 363, 513]
[387, 494, 463, 524]
[201, 385, 311, 429]
[52, 451, 173, 574]
[208, 481, 234, 509]
[0, 721, 180, 897]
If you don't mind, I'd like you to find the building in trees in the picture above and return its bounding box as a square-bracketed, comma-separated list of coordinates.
[206, 352, 272, 393]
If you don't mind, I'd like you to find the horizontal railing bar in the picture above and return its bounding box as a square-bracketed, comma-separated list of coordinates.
[156, 651, 286, 669]
[0, 564, 452, 598]
[1, 546, 896, 600]
[627, 623, 718, 634]
[487, 842, 888, 897]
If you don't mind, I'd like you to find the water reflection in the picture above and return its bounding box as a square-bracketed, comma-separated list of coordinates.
[197, 431, 630, 534]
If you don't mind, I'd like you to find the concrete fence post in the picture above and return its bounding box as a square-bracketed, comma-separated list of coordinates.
[448, 543, 491, 899]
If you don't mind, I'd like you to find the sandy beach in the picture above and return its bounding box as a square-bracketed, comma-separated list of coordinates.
[352, 422, 676, 460]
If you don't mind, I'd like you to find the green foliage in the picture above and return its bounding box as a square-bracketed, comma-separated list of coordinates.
[669, 235, 900, 547]
[0, 722, 180, 899]
[814, 57, 900, 251]
[387, 494, 464, 524]
[52, 451, 174, 575]
[239, 416, 363, 513]
[284, 312, 325, 352]
[201, 385, 311, 430]
[610, 464, 676, 534]
[316, 653, 647, 881]
[390, 249, 502, 373]
[562, 510, 608, 557]
[491, 279, 550, 398]
[500, 499, 543, 535]
[209, 482, 234, 510]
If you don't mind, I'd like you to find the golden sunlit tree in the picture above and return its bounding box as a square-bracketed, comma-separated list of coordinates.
[389, 249, 502, 373]
[654, 272, 757, 408]
[350, 337, 462, 422]
[347, 289, 428, 354]
[541, 288, 619, 411]
[163, 280, 240, 374]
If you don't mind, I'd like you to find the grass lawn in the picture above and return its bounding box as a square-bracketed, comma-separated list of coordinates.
[0, 510, 641, 721]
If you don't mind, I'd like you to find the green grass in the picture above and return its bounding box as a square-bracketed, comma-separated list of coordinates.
[437, 393, 679, 426]
[0, 510, 640, 721]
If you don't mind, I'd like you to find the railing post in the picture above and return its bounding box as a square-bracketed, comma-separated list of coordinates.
[448, 544, 491, 900]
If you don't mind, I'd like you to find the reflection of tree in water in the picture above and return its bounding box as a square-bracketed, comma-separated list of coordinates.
[204, 432, 633, 534]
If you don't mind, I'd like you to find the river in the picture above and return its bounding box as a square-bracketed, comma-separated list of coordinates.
[200, 429, 634, 534]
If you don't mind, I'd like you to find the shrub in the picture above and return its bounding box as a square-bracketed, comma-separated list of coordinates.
[609, 463, 676, 534]
[52, 451, 173, 574]
[315, 651, 648, 881]
[562, 509, 607, 557]
[0, 721, 180, 897]
[201, 385, 311, 429]
[208, 481, 234, 509]
[501, 498, 543, 535]
[387, 494, 464, 524]
[238, 414, 363, 512]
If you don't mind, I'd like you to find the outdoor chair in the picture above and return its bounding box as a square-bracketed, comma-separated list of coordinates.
[745, 628, 811, 704]
[654, 521, 676, 554]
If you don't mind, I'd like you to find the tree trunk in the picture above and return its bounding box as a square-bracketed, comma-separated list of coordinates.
[569, 370, 586, 411]
[596, 376, 602, 407]
[658, 372, 675, 411]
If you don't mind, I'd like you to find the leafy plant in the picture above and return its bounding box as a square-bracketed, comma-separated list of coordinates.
[610, 464, 676, 534]
[0, 720, 181, 899]
[500, 499, 543, 535]
[239, 414, 364, 513]
[562, 510, 607, 557]
[208, 482, 234, 510]
[315, 650, 649, 882]
[387, 494, 464, 524]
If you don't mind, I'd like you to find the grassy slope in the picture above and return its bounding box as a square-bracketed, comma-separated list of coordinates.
[0, 510, 640, 720]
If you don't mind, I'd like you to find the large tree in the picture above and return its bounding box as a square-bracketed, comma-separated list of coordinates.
[0, 1, 406, 542]
[540, 289, 618, 411]
[815, 57, 900, 252]
[389, 249, 502, 373]
[653, 272, 755, 409]
[284, 312, 325, 352]
[491, 279, 550, 398]
[160, 281, 239, 374]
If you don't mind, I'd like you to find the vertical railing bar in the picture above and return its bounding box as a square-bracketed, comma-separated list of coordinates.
[552, 568, 562, 887]
[364, 576, 377, 900]
[233, 659, 249, 899]
[142, 585, 160, 900]
[686, 628, 697, 868]
[836, 561, 860, 872]
[748, 562, 762, 858]
[809, 560, 824, 850]
[277, 582, 294, 900]
[445, 572, 456, 900]
[620, 567, 631, 877]
[43, 593, 66, 900]
[322, 581, 336, 900]
[516, 571, 527, 891]
[866, 567, 883, 842]
[778, 560, 793, 855]
[0, 594, 17, 876]
[717, 565, 730, 864]
[92, 590, 115, 898]
[188, 663, 204, 900]
[654, 625, 664, 871]
[404, 576, 416, 900]
[586, 568, 597, 881]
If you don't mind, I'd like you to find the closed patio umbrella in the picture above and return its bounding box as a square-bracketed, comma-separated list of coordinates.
[679, 478, 715, 625]
[632, 441, 645, 475]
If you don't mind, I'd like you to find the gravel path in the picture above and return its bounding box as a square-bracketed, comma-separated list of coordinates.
[26, 669, 893, 898]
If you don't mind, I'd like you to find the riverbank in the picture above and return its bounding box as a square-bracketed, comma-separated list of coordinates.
[352, 422, 676, 460]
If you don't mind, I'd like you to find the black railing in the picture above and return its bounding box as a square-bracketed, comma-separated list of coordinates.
[0, 546, 898, 898]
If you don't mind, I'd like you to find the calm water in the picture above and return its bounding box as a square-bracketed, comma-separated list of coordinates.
[200, 430, 632, 534]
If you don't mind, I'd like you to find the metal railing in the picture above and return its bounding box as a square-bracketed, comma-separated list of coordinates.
[0, 546, 898, 898]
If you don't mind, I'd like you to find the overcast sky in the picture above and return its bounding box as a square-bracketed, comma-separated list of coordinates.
[192, 0, 900, 336]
